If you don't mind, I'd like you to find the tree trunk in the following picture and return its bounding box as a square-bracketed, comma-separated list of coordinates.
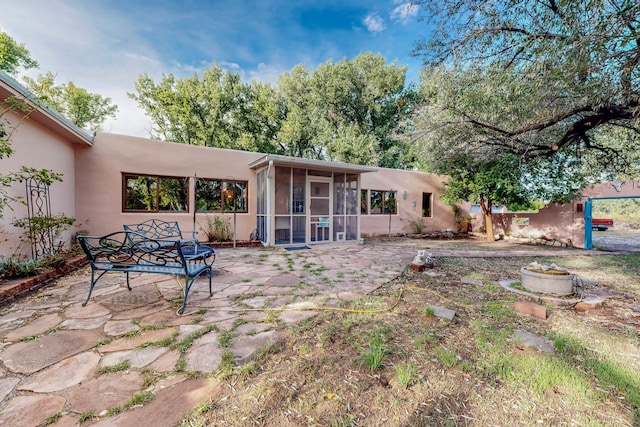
[484, 211, 495, 242]
[480, 196, 495, 242]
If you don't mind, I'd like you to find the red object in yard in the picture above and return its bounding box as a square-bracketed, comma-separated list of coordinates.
[592, 218, 614, 231]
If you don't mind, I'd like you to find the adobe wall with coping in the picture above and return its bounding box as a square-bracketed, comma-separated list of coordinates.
[75, 134, 458, 243]
[360, 167, 457, 236]
[1, 106, 78, 258]
[74, 132, 264, 241]
[490, 180, 640, 248]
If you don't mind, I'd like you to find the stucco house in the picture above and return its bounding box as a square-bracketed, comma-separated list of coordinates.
[1, 72, 457, 259]
[2, 72, 637, 260]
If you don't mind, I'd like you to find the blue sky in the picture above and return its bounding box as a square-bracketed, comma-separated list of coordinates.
[0, 0, 428, 137]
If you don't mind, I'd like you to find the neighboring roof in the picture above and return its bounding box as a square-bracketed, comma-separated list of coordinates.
[248, 153, 378, 173]
[0, 71, 94, 146]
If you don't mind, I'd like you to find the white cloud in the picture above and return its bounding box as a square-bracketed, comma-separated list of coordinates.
[390, 2, 419, 23]
[363, 14, 386, 33]
[248, 63, 288, 86]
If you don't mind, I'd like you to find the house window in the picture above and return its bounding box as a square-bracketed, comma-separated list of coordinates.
[123, 174, 188, 212]
[422, 193, 432, 217]
[196, 178, 247, 213]
[370, 190, 397, 215]
[360, 190, 368, 214]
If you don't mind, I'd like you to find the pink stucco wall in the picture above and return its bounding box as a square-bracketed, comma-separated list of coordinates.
[74, 132, 265, 241]
[360, 167, 456, 236]
[1, 107, 79, 258]
[73, 134, 459, 243]
[491, 201, 584, 247]
[490, 180, 640, 248]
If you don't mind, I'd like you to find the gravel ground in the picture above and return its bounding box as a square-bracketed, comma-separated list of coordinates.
[592, 228, 640, 252]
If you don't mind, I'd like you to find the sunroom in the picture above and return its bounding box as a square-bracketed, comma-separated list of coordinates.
[249, 154, 377, 246]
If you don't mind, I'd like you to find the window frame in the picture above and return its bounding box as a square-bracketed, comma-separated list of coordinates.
[422, 192, 432, 218]
[195, 178, 248, 213]
[122, 173, 189, 213]
[368, 190, 397, 215]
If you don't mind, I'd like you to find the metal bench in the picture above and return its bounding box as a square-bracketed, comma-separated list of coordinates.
[78, 231, 212, 315]
[123, 219, 216, 264]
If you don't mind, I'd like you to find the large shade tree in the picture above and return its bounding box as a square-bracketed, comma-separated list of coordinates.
[0, 30, 38, 75]
[413, 65, 590, 239]
[410, 0, 640, 239]
[306, 52, 418, 167]
[23, 72, 118, 131]
[130, 53, 419, 168]
[129, 64, 284, 152]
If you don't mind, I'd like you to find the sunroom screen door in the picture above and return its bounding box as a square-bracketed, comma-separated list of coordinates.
[308, 179, 331, 242]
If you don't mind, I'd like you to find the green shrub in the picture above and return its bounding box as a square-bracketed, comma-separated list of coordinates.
[407, 217, 425, 234]
[0, 254, 40, 279]
[199, 215, 232, 241]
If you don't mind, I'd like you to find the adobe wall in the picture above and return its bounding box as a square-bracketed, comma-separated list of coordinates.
[74, 132, 264, 241]
[491, 201, 583, 247]
[490, 180, 640, 248]
[76, 135, 458, 243]
[360, 167, 457, 236]
[1, 108, 78, 258]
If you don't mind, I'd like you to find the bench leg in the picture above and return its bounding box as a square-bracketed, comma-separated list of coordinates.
[83, 269, 109, 306]
[177, 268, 213, 315]
[178, 275, 191, 315]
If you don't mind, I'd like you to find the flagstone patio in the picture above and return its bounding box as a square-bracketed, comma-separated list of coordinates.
[0, 239, 612, 426]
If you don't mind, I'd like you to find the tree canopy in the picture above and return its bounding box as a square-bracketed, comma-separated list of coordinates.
[130, 52, 418, 168]
[408, 0, 640, 240]
[412, 0, 640, 175]
[0, 31, 38, 75]
[129, 65, 282, 152]
[23, 72, 118, 131]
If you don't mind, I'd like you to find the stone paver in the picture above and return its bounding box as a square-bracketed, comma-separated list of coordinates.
[232, 330, 278, 363]
[68, 372, 144, 414]
[19, 351, 101, 392]
[514, 329, 555, 353]
[4, 312, 62, 342]
[0, 240, 619, 425]
[0, 395, 66, 426]
[90, 377, 221, 427]
[0, 377, 20, 402]
[0, 329, 103, 374]
[100, 347, 167, 369]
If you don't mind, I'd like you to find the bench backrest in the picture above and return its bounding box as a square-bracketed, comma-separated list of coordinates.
[78, 231, 188, 267]
[123, 219, 185, 241]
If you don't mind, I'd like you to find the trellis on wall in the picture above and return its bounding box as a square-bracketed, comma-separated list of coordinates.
[25, 176, 54, 259]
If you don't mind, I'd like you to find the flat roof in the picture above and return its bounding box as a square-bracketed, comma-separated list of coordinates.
[249, 154, 378, 174]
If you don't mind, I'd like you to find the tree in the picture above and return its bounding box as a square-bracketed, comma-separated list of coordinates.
[0, 34, 66, 235]
[0, 31, 38, 75]
[412, 65, 591, 241]
[412, 0, 640, 176]
[440, 154, 531, 240]
[130, 53, 418, 167]
[23, 72, 117, 131]
[129, 65, 283, 152]
[277, 65, 323, 158]
[307, 52, 418, 167]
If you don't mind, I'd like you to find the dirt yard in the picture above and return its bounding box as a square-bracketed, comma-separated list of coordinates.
[179, 238, 640, 426]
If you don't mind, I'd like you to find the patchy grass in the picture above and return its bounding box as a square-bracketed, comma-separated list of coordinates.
[179, 247, 639, 426]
